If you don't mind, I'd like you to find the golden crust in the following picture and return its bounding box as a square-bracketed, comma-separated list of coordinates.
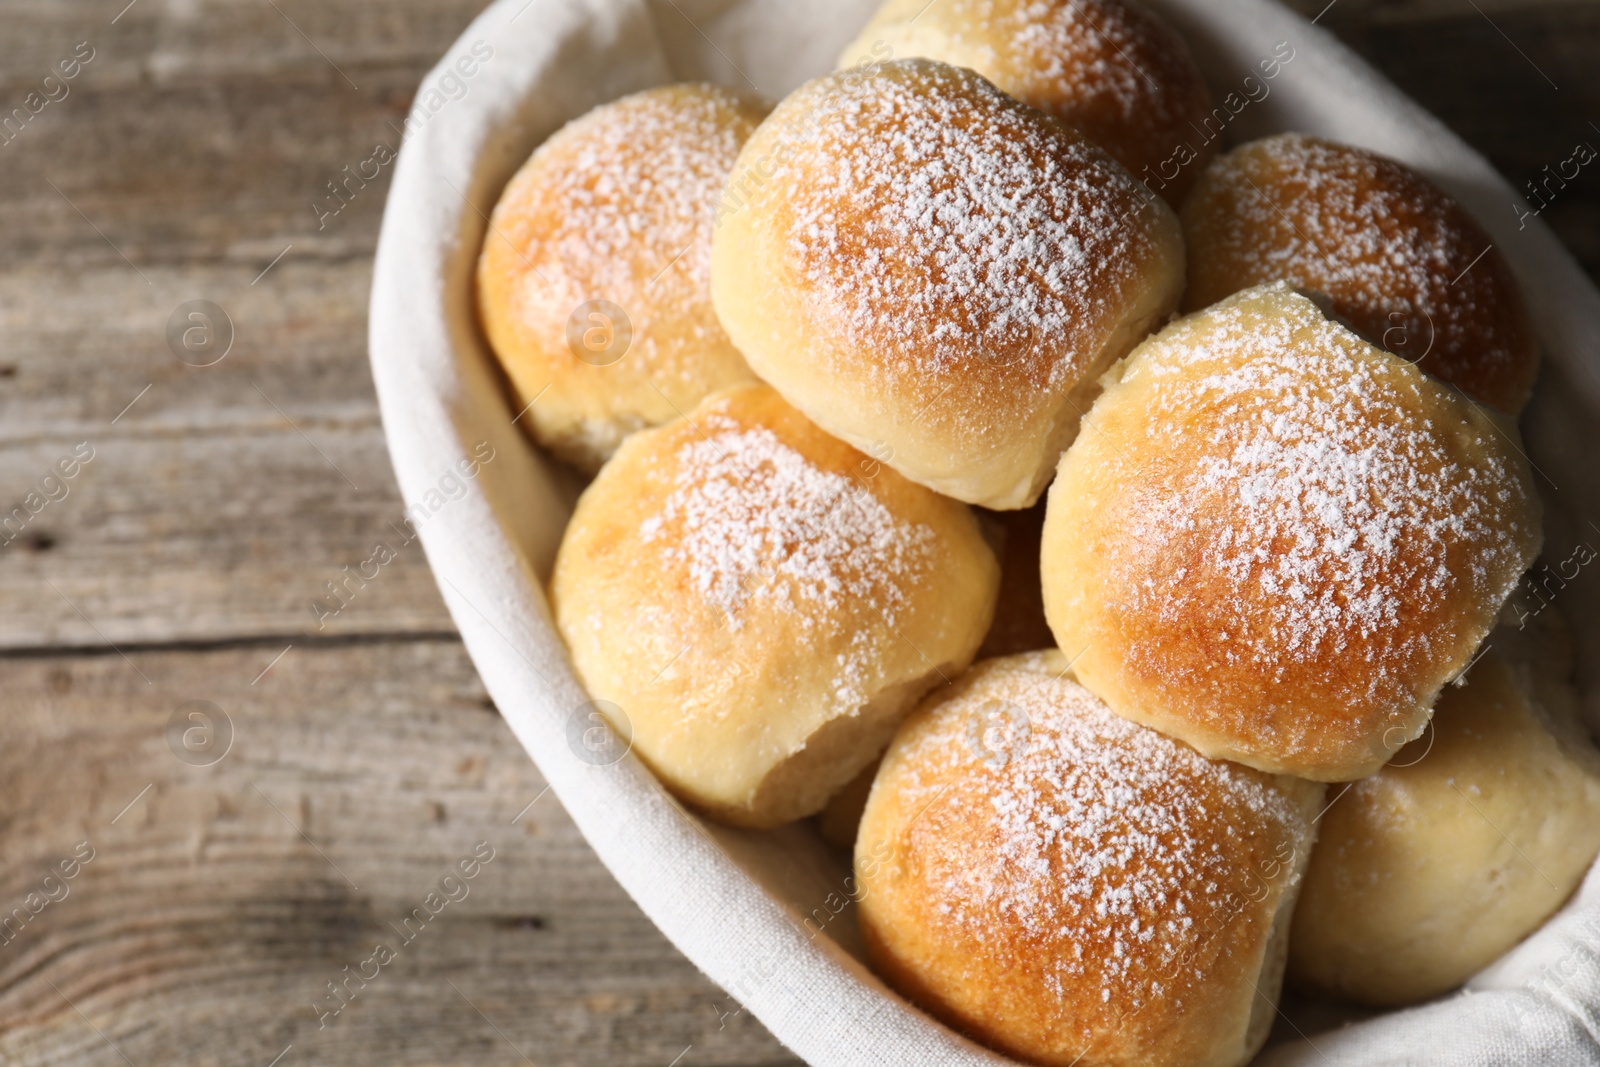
[549, 384, 1000, 828]
[837, 0, 1216, 204]
[856, 653, 1324, 1067]
[1289, 646, 1600, 1006]
[477, 84, 768, 472]
[1181, 133, 1540, 413]
[1040, 284, 1542, 781]
[712, 58, 1184, 509]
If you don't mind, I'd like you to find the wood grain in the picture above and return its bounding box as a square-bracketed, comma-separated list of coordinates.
[0, 406, 453, 648]
[0, 641, 802, 1067]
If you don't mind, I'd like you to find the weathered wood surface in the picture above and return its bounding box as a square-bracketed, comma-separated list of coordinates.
[0, 643, 798, 1066]
[1, 0, 1597, 1064]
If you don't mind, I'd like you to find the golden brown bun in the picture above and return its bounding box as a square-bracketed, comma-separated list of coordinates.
[1289, 646, 1600, 1006]
[477, 84, 768, 472]
[1041, 283, 1542, 781]
[1181, 133, 1539, 413]
[550, 383, 1000, 828]
[857, 652, 1324, 1067]
[837, 0, 1216, 204]
[711, 59, 1184, 510]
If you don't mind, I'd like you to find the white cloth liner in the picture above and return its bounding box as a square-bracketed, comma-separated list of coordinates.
[368, 0, 1600, 1062]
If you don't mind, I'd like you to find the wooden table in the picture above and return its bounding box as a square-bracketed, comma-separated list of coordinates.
[1, 1, 1595, 1064]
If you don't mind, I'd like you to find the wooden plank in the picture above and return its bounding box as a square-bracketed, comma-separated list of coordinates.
[0, 639, 803, 1067]
[0, 256, 517, 650]
[0, 0, 506, 272]
[0, 0, 490, 86]
[0, 0, 536, 650]
[0, 418, 461, 648]
[0, 261, 382, 440]
[0, 75, 409, 271]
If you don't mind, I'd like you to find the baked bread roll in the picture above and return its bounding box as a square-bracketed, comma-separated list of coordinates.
[550, 383, 999, 828]
[477, 84, 767, 472]
[1289, 646, 1600, 1006]
[837, 0, 1216, 204]
[712, 58, 1184, 510]
[857, 652, 1324, 1067]
[1040, 283, 1542, 781]
[1181, 133, 1539, 413]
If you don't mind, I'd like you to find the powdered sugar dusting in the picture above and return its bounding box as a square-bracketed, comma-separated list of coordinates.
[893, 656, 1307, 1012]
[879, 0, 1208, 185]
[1006, 0, 1152, 122]
[777, 61, 1160, 385]
[1113, 286, 1534, 707]
[498, 85, 757, 366]
[1188, 133, 1533, 408]
[639, 415, 935, 635]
